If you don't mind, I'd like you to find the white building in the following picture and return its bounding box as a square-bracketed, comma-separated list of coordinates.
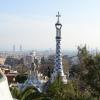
[0, 70, 13, 100]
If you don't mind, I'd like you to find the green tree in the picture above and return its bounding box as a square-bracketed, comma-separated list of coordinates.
[10, 87, 21, 99]
[75, 46, 100, 98]
[15, 74, 27, 83]
[47, 75, 91, 100]
[21, 86, 49, 100]
[16, 64, 28, 74]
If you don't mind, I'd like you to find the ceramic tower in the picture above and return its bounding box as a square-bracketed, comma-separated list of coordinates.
[51, 12, 67, 84]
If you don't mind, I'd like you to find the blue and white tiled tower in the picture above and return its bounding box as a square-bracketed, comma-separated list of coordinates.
[51, 12, 67, 84]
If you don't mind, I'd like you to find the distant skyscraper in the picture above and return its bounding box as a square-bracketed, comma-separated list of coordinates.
[13, 45, 15, 52]
[20, 45, 22, 51]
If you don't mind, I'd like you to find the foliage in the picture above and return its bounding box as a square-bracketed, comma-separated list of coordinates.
[15, 74, 27, 83]
[21, 86, 41, 100]
[72, 45, 100, 97]
[47, 75, 92, 100]
[5, 57, 19, 67]
[10, 87, 21, 99]
[10, 79, 99, 100]
[16, 64, 28, 74]
[10, 86, 49, 100]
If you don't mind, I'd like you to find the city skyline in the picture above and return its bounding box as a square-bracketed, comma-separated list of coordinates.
[0, 0, 100, 51]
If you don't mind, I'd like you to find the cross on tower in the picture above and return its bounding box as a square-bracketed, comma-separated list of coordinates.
[56, 12, 61, 23]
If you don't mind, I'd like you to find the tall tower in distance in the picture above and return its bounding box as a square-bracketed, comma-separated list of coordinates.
[13, 45, 15, 52]
[51, 12, 67, 84]
[20, 45, 22, 51]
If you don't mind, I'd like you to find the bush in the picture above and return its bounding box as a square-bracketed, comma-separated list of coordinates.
[15, 74, 27, 83]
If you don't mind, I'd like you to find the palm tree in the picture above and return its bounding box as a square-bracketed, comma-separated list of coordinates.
[10, 87, 21, 99]
[21, 86, 45, 100]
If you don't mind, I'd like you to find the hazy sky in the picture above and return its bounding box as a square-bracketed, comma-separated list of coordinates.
[0, 0, 100, 51]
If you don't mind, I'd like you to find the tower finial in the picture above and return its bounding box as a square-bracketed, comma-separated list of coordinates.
[56, 12, 61, 23]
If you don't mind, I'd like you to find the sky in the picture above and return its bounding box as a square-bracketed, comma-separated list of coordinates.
[0, 0, 100, 51]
